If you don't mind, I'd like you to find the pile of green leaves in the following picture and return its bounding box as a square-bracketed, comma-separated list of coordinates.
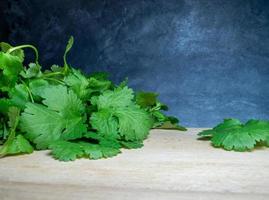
[198, 119, 269, 151]
[0, 36, 186, 161]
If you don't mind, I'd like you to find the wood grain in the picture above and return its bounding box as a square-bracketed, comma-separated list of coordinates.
[0, 128, 269, 200]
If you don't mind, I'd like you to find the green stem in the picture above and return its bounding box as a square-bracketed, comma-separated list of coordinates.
[41, 71, 64, 78]
[43, 77, 65, 85]
[63, 36, 74, 75]
[20, 79, 34, 103]
[25, 85, 34, 103]
[63, 58, 68, 74]
[7, 45, 39, 65]
[0, 109, 20, 158]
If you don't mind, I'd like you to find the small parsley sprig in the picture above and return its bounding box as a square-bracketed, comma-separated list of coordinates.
[0, 37, 186, 161]
[198, 119, 269, 151]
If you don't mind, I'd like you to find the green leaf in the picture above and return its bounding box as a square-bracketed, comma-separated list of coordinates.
[92, 86, 134, 109]
[198, 129, 216, 137]
[214, 118, 242, 131]
[64, 68, 111, 101]
[198, 119, 269, 151]
[21, 104, 65, 149]
[151, 110, 167, 126]
[118, 77, 128, 88]
[29, 79, 49, 97]
[90, 109, 119, 139]
[20, 85, 87, 149]
[156, 121, 187, 131]
[64, 68, 91, 100]
[0, 42, 12, 52]
[150, 110, 187, 131]
[99, 137, 121, 149]
[0, 98, 13, 113]
[83, 132, 121, 149]
[49, 140, 121, 161]
[136, 91, 158, 108]
[115, 106, 152, 141]
[88, 77, 111, 92]
[0, 52, 23, 91]
[9, 84, 29, 109]
[50, 64, 63, 72]
[20, 63, 41, 78]
[0, 134, 33, 156]
[49, 141, 84, 161]
[89, 71, 109, 80]
[135, 92, 186, 131]
[211, 129, 256, 151]
[91, 87, 152, 141]
[120, 141, 144, 149]
[80, 142, 121, 160]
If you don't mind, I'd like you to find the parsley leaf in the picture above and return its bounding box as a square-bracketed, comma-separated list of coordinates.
[90, 109, 119, 139]
[9, 84, 29, 109]
[64, 68, 91, 100]
[92, 86, 134, 109]
[0, 134, 33, 157]
[136, 91, 158, 108]
[64, 68, 111, 101]
[115, 106, 152, 141]
[0, 52, 23, 91]
[136, 91, 186, 131]
[91, 87, 152, 141]
[20, 63, 42, 78]
[0, 98, 13, 113]
[80, 142, 121, 159]
[156, 120, 187, 131]
[29, 79, 49, 98]
[49, 140, 121, 161]
[198, 119, 269, 151]
[20, 85, 87, 149]
[120, 141, 144, 149]
[49, 141, 84, 161]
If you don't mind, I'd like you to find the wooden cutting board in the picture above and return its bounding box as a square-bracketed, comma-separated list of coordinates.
[0, 128, 268, 200]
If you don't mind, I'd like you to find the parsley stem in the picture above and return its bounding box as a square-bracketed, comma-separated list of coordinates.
[26, 86, 34, 103]
[7, 45, 39, 65]
[41, 71, 64, 78]
[20, 79, 34, 103]
[63, 36, 74, 75]
[43, 77, 65, 85]
[0, 108, 20, 158]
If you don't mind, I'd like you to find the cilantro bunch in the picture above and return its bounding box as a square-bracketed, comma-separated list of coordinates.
[0, 36, 186, 161]
[198, 119, 269, 151]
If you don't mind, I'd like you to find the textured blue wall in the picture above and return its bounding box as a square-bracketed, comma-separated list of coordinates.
[3, 0, 269, 127]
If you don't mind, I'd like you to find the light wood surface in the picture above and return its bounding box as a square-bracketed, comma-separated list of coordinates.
[0, 128, 269, 200]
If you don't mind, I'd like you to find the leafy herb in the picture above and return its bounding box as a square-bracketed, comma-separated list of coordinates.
[0, 36, 186, 161]
[198, 119, 269, 151]
[135, 91, 187, 131]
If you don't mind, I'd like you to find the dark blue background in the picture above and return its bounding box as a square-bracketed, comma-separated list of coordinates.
[2, 0, 269, 127]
